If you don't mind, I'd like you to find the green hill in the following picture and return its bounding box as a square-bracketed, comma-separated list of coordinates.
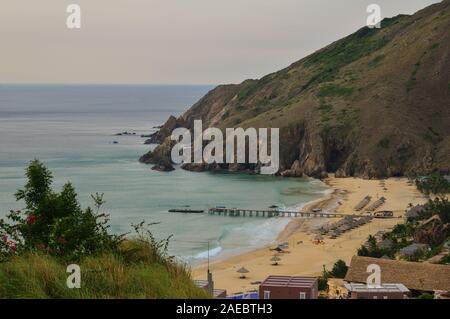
[141, 0, 450, 179]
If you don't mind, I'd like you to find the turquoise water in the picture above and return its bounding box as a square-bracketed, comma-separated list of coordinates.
[0, 85, 329, 262]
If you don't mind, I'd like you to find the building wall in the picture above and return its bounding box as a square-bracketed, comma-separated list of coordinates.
[259, 282, 318, 299]
[351, 292, 405, 299]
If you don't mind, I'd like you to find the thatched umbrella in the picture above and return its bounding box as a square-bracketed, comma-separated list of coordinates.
[237, 267, 249, 279]
[270, 256, 281, 266]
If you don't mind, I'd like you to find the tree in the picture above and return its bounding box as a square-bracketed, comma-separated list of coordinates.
[416, 172, 450, 196]
[421, 197, 450, 224]
[0, 160, 122, 260]
[318, 265, 330, 291]
[330, 260, 348, 278]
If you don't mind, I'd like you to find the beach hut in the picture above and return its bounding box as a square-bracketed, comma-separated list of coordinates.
[354, 196, 372, 211]
[338, 224, 351, 233]
[329, 230, 341, 239]
[344, 283, 409, 299]
[399, 243, 430, 258]
[405, 205, 425, 221]
[270, 256, 281, 266]
[345, 256, 450, 294]
[237, 267, 250, 279]
[377, 238, 394, 250]
[259, 276, 318, 299]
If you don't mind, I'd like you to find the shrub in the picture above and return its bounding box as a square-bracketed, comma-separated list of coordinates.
[415, 172, 450, 196]
[222, 111, 230, 119]
[0, 161, 207, 298]
[418, 293, 434, 299]
[318, 84, 354, 98]
[330, 260, 348, 278]
[318, 260, 349, 291]
[318, 276, 329, 291]
[0, 160, 122, 260]
[420, 197, 450, 224]
[302, 22, 394, 90]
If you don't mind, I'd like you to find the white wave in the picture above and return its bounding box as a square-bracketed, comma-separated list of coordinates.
[193, 246, 223, 260]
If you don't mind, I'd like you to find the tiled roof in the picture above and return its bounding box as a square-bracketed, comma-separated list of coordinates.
[345, 256, 450, 291]
[261, 276, 317, 288]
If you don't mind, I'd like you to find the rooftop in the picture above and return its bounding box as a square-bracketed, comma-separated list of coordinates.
[399, 243, 429, 256]
[344, 283, 410, 293]
[345, 256, 450, 292]
[261, 276, 317, 288]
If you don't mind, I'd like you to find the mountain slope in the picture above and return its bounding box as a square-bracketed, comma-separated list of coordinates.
[141, 0, 450, 179]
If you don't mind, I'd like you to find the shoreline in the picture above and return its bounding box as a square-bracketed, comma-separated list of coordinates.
[274, 187, 339, 243]
[189, 180, 334, 268]
[192, 175, 427, 295]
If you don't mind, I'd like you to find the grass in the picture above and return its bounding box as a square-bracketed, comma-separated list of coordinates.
[318, 84, 354, 98]
[301, 15, 413, 92]
[318, 98, 333, 113]
[0, 240, 209, 299]
[302, 23, 392, 90]
[237, 80, 258, 102]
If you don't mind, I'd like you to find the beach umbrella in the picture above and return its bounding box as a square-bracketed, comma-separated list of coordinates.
[270, 256, 281, 266]
[237, 267, 249, 279]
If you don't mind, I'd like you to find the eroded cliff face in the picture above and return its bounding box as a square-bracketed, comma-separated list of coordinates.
[140, 0, 450, 179]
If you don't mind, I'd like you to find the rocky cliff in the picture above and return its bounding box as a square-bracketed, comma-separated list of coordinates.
[140, 0, 450, 179]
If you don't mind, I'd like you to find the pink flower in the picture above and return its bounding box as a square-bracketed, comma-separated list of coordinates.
[26, 215, 37, 225]
[1, 235, 7, 242]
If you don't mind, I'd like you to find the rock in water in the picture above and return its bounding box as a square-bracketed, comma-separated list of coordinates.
[280, 160, 304, 177]
[144, 115, 186, 145]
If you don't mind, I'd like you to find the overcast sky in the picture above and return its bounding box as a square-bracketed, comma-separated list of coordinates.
[0, 0, 440, 85]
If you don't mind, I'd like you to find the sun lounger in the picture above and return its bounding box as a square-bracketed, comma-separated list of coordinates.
[365, 197, 386, 211]
[354, 196, 372, 211]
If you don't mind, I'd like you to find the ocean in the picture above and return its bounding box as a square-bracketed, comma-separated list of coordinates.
[0, 84, 330, 263]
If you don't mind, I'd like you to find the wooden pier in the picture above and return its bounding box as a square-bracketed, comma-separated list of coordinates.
[208, 207, 346, 218]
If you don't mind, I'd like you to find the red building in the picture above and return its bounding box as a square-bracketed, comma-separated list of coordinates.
[259, 276, 318, 299]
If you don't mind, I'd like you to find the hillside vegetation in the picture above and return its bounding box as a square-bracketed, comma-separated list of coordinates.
[142, 0, 450, 179]
[0, 160, 207, 299]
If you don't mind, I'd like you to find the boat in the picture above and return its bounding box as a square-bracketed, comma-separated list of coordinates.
[168, 209, 205, 214]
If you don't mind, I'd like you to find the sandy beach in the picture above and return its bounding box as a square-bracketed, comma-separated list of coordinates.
[192, 176, 427, 295]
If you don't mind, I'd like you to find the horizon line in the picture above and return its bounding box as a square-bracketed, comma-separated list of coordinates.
[0, 82, 218, 87]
